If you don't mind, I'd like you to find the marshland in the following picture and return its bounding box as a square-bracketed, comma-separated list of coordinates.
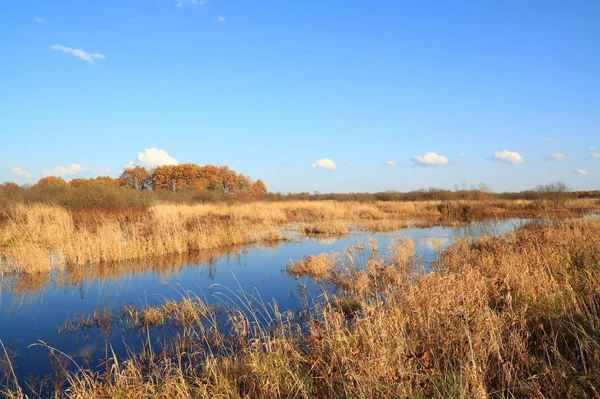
[1, 181, 600, 397]
[3, 1, 600, 397]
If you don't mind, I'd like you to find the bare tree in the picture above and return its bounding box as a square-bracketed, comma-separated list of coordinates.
[536, 182, 571, 208]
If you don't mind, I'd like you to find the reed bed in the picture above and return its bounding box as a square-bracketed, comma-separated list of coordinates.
[287, 253, 334, 282]
[296, 221, 350, 237]
[352, 219, 415, 232]
[0, 199, 597, 275]
[3, 218, 599, 398]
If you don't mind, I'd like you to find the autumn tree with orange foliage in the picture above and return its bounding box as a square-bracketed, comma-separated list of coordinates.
[119, 166, 152, 190]
[151, 163, 258, 193]
[250, 179, 268, 197]
[70, 176, 120, 188]
[34, 176, 68, 188]
[93, 176, 120, 186]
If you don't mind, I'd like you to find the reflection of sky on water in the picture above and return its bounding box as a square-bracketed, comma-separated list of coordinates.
[0, 218, 529, 383]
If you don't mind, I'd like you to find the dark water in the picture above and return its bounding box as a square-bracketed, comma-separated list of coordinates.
[0, 218, 529, 385]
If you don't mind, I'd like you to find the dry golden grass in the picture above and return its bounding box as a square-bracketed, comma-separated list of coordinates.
[1, 199, 597, 275]
[287, 253, 333, 282]
[352, 218, 414, 232]
[0, 203, 293, 274]
[296, 220, 350, 237]
[4, 218, 600, 398]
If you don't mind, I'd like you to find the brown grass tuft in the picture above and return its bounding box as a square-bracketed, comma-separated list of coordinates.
[287, 253, 333, 281]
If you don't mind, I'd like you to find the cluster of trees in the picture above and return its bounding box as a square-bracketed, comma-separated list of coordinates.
[29, 164, 268, 196]
[118, 164, 267, 196]
[575, 190, 600, 199]
[0, 164, 268, 209]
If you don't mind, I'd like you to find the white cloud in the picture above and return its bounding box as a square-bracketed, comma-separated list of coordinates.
[346, 161, 352, 166]
[590, 146, 597, 151]
[412, 152, 448, 166]
[547, 152, 568, 163]
[176, 0, 206, 7]
[137, 148, 179, 167]
[11, 167, 33, 178]
[541, 137, 556, 145]
[492, 150, 524, 165]
[575, 169, 588, 175]
[125, 161, 136, 170]
[100, 167, 111, 173]
[458, 152, 467, 157]
[42, 163, 91, 177]
[311, 158, 336, 170]
[217, 16, 226, 22]
[383, 160, 397, 166]
[34, 17, 44, 24]
[592, 153, 600, 159]
[51, 44, 105, 64]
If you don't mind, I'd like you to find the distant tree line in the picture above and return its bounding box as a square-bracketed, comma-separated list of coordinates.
[260, 183, 598, 203]
[0, 175, 597, 211]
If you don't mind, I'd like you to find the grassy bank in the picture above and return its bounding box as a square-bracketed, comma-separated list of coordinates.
[3, 217, 600, 398]
[0, 199, 597, 274]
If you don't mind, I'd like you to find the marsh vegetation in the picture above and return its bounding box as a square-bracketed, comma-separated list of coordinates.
[1, 197, 597, 275]
[0, 192, 599, 398]
[1, 217, 599, 398]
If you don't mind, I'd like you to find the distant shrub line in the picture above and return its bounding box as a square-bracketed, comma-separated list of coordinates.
[0, 172, 598, 211]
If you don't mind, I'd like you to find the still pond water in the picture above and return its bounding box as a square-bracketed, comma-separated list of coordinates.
[0, 218, 529, 382]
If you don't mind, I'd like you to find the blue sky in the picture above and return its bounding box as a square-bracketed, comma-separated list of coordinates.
[1, 0, 598, 193]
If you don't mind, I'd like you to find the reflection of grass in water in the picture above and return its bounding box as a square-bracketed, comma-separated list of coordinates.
[0, 243, 278, 302]
[2, 218, 598, 398]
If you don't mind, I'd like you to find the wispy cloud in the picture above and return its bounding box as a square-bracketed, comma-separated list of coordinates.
[51, 44, 105, 64]
[492, 150, 524, 165]
[311, 158, 336, 170]
[346, 161, 352, 166]
[11, 167, 33, 178]
[100, 167, 111, 174]
[125, 161, 136, 170]
[458, 152, 467, 157]
[137, 148, 179, 167]
[34, 17, 44, 24]
[541, 137, 557, 145]
[42, 163, 91, 177]
[592, 153, 600, 159]
[546, 152, 568, 163]
[591, 146, 597, 151]
[575, 169, 588, 175]
[217, 16, 226, 22]
[176, 0, 206, 7]
[382, 160, 397, 166]
[412, 152, 448, 166]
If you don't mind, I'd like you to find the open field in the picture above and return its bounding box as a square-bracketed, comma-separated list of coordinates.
[1, 199, 598, 275]
[2, 217, 599, 398]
